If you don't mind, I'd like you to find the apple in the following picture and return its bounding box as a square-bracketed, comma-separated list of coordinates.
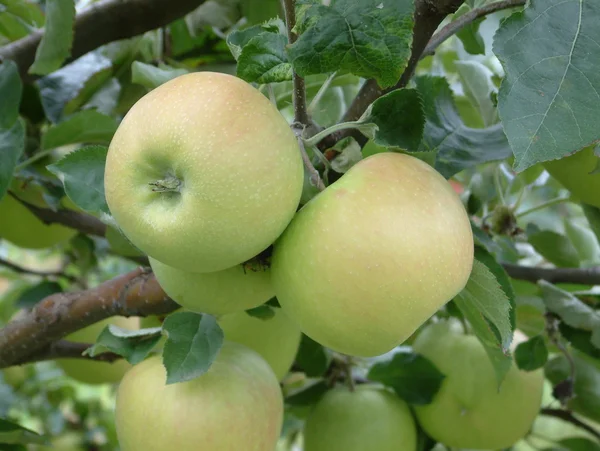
[217, 308, 301, 380]
[412, 320, 544, 450]
[149, 257, 274, 315]
[115, 342, 283, 451]
[104, 72, 304, 273]
[2, 365, 28, 388]
[303, 385, 417, 451]
[57, 316, 140, 385]
[271, 152, 474, 357]
[544, 146, 600, 208]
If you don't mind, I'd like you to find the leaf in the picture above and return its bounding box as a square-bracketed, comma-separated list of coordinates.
[237, 32, 292, 84]
[48, 145, 109, 214]
[355, 89, 424, 150]
[455, 61, 497, 127]
[29, 0, 75, 75]
[367, 349, 445, 405]
[41, 110, 118, 150]
[294, 334, 331, 378]
[414, 76, 512, 179]
[559, 323, 600, 360]
[527, 225, 581, 268]
[454, 4, 485, 55]
[84, 325, 162, 365]
[227, 20, 282, 60]
[0, 0, 45, 42]
[162, 312, 224, 384]
[0, 60, 22, 128]
[0, 119, 25, 199]
[245, 304, 276, 320]
[15, 281, 62, 309]
[285, 380, 329, 406]
[582, 204, 600, 244]
[549, 438, 600, 451]
[131, 62, 188, 90]
[539, 281, 600, 349]
[0, 418, 45, 446]
[454, 260, 513, 385]
[288, 0, 415, 89]
[514, 335, 548, 371]
[494, 0, 600, 171]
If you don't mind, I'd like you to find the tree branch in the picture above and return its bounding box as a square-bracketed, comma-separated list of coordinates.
[0, 257, 76, 283]
[503, 264, 600, 286]
[0, 267, 178, 368]
[0, 0, 208, 78]
[22, 340, 124, 364]
[540, 408, 600, 440]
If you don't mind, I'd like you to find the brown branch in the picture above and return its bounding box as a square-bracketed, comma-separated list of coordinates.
[540, 408, 600, 440]
[0, 0, 208, 78]
[0, 257, 76, 282]
[503, 264, 600, 286]
[22, 340, 124, 364]
[0, 267, 178, 368]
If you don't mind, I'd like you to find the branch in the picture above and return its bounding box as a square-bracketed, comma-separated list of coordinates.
[540, 408, 600, 440]
[0, 267, 178, 368]
[23, 340, 124, 364]
[0, 257, 76, 282]
[0, 0, 208, 78]
[503, 264, 600, 285]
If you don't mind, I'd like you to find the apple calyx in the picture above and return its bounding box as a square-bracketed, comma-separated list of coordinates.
[149, 175, 183, 193]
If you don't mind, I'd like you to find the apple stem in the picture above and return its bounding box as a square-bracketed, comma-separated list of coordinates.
[149, 175, 183, 193]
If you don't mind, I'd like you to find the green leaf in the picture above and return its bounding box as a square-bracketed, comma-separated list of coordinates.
[131, 62, 188, 90]
[48, 145, 109, 215]
[559, 323, 600, 360]
[295, 334, 331, 378]
[29, 0, 75, 75]
[0, 119, 25, 200]
[237, 32, 292, 83]
[548, 437, 600, 451]
[227, 20, 283, 60]
[15, 281, 62, 309]
[582, 204, 600, 245]
[285, 380, 329, 406]
[41, 110, 118, 150]
[527, 225, 580, 268]
[494, 0, 600, 171]
[564, 219, 600, 266]
[367, 349, 445, 405]
[415, 76, 511, 179]
[244, 304, 276, 320]
[455, 61, 497, 127]
[514, 335, 548, 371]
[162, 312, 224, 384]
[0, 418, 45, 446]
[454, 4, 485, 55]
[454, 260, 513, 385]
[288, 0, 415, 89]
[0, 60, 22, 128]
[84, 325, 162, 365]
[356, 89, 424, 150]
[0, 0, 45, 42]
[538, 281, 600, 349]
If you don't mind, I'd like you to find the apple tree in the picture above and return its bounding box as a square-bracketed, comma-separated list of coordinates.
[0, 0, 599, 450]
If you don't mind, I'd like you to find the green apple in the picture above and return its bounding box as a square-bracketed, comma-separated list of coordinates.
[303, 385, 417, 451]
[218, 308, 301, 380]
[104, 72, 304, 273]
[413, 321, 544, 450]
[544, 146, 600, 208]
[149, 257, 274, 315]
[57, 316, 140, 385]
[115, 342, 283, 451]
[272, 152, 474, 357]
[2, 365, 28, 388]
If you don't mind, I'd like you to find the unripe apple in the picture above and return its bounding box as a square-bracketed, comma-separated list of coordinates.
[544, 146, 600, 208]
[104, 72, 304, 273]
[303, 385, 417, 451]
[115, 342, 283, 451]
[218, 308, 301, 380]
[272, 153, 474, 357]
[57, 316, 140, 385]
[413, 320, 544, 449]
[149, 257, 273, 315]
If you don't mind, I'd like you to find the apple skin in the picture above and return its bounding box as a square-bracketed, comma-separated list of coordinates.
[271, 152, 474, 357]
[413, 321, 544, 450]
[115, 342, 283, 451]
[149, 257, 274, 315]
[217, 308, 301, 380]
[104, 72, 304, 273]
[544, 146, 600, 208]
[57, 316, 140, 385]
[303, 385, 417, 451]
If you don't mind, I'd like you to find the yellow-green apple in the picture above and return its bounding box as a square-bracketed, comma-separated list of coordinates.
[150, 257, 273, 315]
[544, 146, 600, 208]
[104, 72, 303, 273]
[57, 316, 140, 385]
[413, 320, 544, 449]
[115, 342, 283, 451]
[272, 152, 474, 357]
[303, 385, 417, 451]
[217, 308, 301, 380]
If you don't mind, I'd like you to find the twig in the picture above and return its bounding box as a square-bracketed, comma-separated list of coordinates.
[296, 130, 326, 192]
[540, 408, 600, 440]
[422, 0, 527, 58]
[502, 264, 600, 286]
[0, 257, 76, 283]
[282, 0, 310, 125]
[516, 196, 571, 218]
